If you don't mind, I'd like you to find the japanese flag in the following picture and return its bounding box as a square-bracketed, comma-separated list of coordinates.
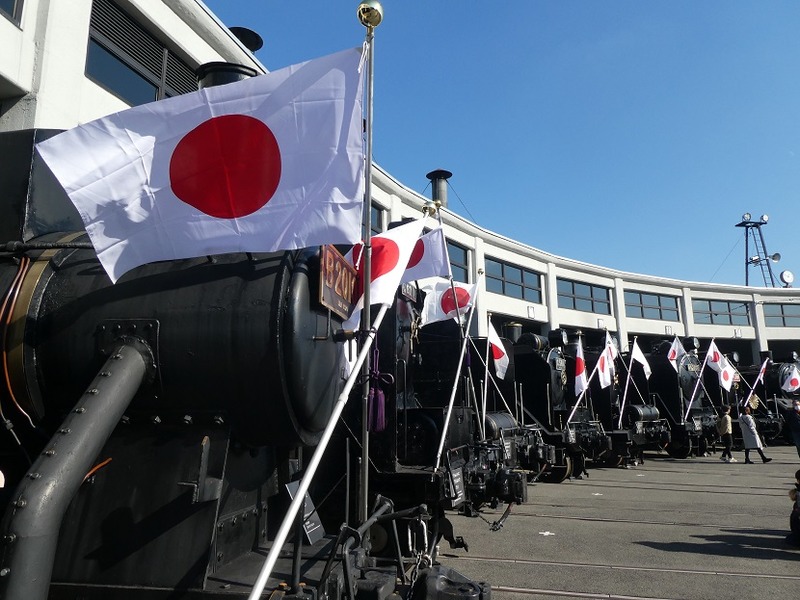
[706, 340, 735, 392]
[667, 336, 686, 372]
[344, 218, 426, 329]
[598, 332, 618, 389]
[36, 47, 365, 283]
[781, 364, 800, 393]
[575, 337, 588, 397]
[418, 278, 477, 326]
[487, 322, 509, 380]
[631, 339, 652, 379]
[400, 225, 450, 285]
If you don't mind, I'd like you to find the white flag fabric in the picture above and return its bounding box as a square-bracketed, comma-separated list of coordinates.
[419, 278, 477, 326]
[487, 322, 509, 380]
[575, 338, 589, 397]
[400, 225, 450, 285]
[667, 336, 686, 372]
[631, 339, 652, 379]
[344, 218, 427, 329]
[598, 332, 619, 389]
[706, 340, 735, 392]
[36, 47, 365, 283]
[781, 364, 800, 392]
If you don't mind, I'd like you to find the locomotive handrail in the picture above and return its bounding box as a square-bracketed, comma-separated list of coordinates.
[247, 304, 390, 600]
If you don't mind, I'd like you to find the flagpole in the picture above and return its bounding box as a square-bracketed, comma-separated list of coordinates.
[247, 305, 389, 600]
[432, 273, 484, 473]
[356, 0, 383, 525]
[684, 350, 710, 422]
[482, 314, 492, 437]
[567, 361, 599, 425]
[618, 339, 637, 429]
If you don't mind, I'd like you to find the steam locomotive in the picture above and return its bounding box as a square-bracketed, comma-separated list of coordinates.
[626, 339, 716, 458]
[0, 130, 489, 599]
[582, 341, 670, 465]
[511, 331, 611, 480]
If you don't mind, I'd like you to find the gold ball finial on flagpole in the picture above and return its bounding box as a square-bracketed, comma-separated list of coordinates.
[357, 0, 383, 28]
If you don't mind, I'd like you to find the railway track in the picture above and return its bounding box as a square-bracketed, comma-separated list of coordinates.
[437, 447, 799, 600]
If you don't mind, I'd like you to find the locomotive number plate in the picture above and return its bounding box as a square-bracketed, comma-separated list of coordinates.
[320, 245, 356, 320]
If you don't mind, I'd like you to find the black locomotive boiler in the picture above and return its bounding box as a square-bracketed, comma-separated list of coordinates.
[0, 130, 487, 600]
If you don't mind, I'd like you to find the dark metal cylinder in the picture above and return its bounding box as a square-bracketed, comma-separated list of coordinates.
[196, 62, 258, 89]
[426, 169, 452, 208]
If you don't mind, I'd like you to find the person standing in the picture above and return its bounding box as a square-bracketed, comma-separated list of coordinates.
[788, 469, 800, 547]
[787, 399, 800, 460]
[739, 405, 772, 464]
[717, 405, 736, 463]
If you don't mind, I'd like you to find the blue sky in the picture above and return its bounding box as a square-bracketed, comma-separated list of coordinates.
[203, 1, 799, 286]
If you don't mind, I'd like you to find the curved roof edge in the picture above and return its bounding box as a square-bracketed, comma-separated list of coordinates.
[372, 164, 798, 299]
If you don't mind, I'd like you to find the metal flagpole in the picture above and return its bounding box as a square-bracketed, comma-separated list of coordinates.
[684, 352, 709, 422]
[356, 0, 382, 524]
[247, 305, 390, 600]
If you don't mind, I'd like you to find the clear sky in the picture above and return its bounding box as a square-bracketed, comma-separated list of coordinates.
[202, 1, 799, 287]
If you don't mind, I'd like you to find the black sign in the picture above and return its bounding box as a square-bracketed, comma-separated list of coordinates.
[285, 480, 325, 545]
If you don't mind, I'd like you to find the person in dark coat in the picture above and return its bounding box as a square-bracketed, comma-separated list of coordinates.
[788, 469, 800, 547]
[738, 405, 772, 464]
[787, 399, 800, 460]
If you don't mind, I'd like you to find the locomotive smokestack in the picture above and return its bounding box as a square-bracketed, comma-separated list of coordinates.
[196, 27, 262, 89]
[426, 169, 452, 208]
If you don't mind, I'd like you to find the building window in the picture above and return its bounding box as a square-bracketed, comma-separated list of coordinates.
[86, 0, 196, 106]
[369, 205, 383, 235]
[485, 257, 542, 303]
[692, 299, 750, 326]
[448, 241, 468, 282]
[556, 278, 611, 315]
[0, 0, 22, 24]
[763, 303, 800, 327]
[624, 291, 679, 321]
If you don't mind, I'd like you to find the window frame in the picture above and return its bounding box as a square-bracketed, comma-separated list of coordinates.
[485, 257, 542, 303]
[624, 290, 680, 321]
[556, 278, 611, 315]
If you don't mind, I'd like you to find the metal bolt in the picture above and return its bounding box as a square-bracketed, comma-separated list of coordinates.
[213, 416, 225, 426]
[87, 389, 99, 395]
[183, 415, 193, 425]
[100, 371, 111, 377]
[4, 534, 17, 544]
[151, 416, 161, 425]
[14, 499, 26, 508]
[58, 428, 71, 435]
[43, 449, 56, 457]
[74, 407, 86, 414]
[27, 473, 41, 480]
[0, 568, 10, 576]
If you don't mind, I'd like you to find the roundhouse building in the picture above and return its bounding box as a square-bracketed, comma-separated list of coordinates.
[2, 0, 798, 364]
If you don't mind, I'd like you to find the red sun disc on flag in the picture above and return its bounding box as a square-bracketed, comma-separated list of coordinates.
[169, 114, 281, 218]
[491, 343, 505, 360]
[791, 377, 799, 388]
[351, 237, 400, 298]
[710, 351, 720, 363]
[407, 239, 425, 268]
[440, 287, 471, 315]
[575, 357, 585, 375]
[722, 371, 730, 381]
[599, 356, 606, 371]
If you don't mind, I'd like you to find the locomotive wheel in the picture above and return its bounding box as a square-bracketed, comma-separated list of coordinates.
[666, 438, 693, 459]
[540, 456, 572, 483]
